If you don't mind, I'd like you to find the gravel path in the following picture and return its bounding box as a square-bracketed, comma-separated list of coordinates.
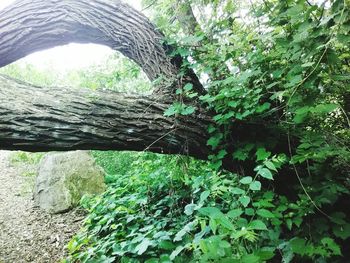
[0, 151, 84, 263]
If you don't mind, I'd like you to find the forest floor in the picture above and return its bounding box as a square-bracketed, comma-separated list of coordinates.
[0, 151, 85, 263]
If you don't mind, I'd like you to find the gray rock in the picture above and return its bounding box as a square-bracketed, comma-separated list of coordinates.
[34, 151, 106, 214]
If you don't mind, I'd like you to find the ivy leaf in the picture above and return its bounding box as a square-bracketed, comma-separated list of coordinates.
[257, 167, 274, 180]
[256, 148, 271, 161]
[248, 220, 267, 230]
[249, 181, 262, 191]
[239, 196, 251, 207]
[240, 176, 253, 185]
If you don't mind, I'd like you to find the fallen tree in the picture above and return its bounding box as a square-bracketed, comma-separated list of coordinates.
[0, 74, 211, 158]
[0, 0, 211, 159]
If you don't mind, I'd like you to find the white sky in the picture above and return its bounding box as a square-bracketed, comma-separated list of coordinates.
[0, 0, 143, 72]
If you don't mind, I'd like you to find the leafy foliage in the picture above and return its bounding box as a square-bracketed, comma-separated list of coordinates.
[66, 0, 349, 262]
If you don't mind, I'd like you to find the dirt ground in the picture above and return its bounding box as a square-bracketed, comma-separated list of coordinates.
[0, 151, 85, 263]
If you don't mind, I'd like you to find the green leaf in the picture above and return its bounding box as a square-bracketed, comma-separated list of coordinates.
[200, 190, 210, 203]
[227, 209, 243, 218]
[184, 204, 197, 215]
[207, 133, 223, 149]
[135, 238, 152, 255]
[217, 149, 227, 159]
[257, 168, 274, 180]
[248, 220, 267, 230]
[257, 209, 275, 218]
[181, 106, 195, 115]
[240, 176, 253, 185]
[169, 245, 185, 260]
[256, 148, 271, 161]
[249, 181, 262, 191]
[290, 238, 306, 255]
[232, 187, 245, 195]
[183, 83, 193, 92]
[321, 237, 341, 256]
[312, 103, 338, 114]
[174, 221, 196, 241]
[333, 224, 350, 240]
[256, 102, 271, 113]
[159, 240, 176, 250]
[264, 161, 277, 172]
[241, 254, 260, 263]
[199, 207, 222, 218]
[239, 196, 251, 207]
[164, 105, 177, 116]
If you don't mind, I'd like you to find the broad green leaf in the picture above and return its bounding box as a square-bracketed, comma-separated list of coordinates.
[184, 204, 197, 215]
[240, 176, 253, 185]
[135, 238, 153, 255]
[312, 103, 338, 114]
[164, 105, 177, 116]
[181, 106, 195, 115]
[241, 254, 260, 263]
[227, 209, 243, 218]
[249, 181, 262, 191]
[232, 187, 245, 195]
[257, 168, 274, 180]
[256, 148, 271, 161]
[257, 209, 275, 218]
[248, 220, 267, 230]
[321, 237, 341, 256]
[200, 190, 210, 203]
[159, 240, 176, 250]
[264, 161, 277, 172]
[169, 245, 185, 260]
[239, 196, 251, 207]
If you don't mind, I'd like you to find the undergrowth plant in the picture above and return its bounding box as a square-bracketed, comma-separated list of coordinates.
[66, 0, 349, 262]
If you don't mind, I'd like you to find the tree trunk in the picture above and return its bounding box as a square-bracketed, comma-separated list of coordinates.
[0, 75, 211, 159]
[0, 0, 175, 83]
[0, 0, 213, 161]
[0, 0, 205, 95]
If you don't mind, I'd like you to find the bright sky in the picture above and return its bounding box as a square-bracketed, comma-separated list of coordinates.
[0, 0, 143, 72]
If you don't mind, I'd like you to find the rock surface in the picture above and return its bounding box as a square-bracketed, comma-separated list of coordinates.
[0, 151, 85, 263]
[34, 151, 106, 214]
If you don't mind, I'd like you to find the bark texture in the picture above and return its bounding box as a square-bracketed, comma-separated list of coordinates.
[0, 0, 210, 158]
[0, 0, 177, 85]
[0, 75, 211, 159]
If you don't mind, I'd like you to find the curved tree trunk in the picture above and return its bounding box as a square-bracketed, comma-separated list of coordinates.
[0, 0, 175, 83]
[0, 0, 213, 163]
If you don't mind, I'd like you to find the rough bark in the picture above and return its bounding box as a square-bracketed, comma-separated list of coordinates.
[0, 75, 211, 159]
[0, 0, 176, 84]
[0, 0, 211, 159]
